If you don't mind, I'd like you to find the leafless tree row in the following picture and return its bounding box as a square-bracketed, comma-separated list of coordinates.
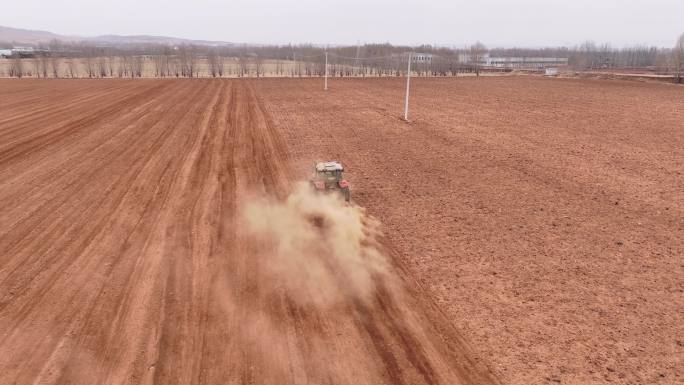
[3, 34, 683, 80]
[674, 34, 684, 82]
[490, 41, 676, 71]
[207, 49, 224, 77]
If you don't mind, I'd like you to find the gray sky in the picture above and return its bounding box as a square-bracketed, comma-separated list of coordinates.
[3, 0, 682, 47]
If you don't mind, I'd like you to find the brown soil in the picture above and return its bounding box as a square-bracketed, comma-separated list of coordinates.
[1, 77, 682, 385]
[253, 77, 683, 385]
[0, 78, 496, 385]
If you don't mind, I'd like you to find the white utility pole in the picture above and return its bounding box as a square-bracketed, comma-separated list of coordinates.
[404, 52, 412, 121]
[324, 51, 328, 90]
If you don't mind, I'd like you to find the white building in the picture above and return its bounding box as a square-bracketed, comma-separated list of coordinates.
[485, 57, 568, 69]
[458, 53, 490, 63]
[412, 53, 433, 63]
[457, 53, 568, 69]
[545, 68, 559, 76]
[0, 49, 12, 58]
[12, 47, 35, 54]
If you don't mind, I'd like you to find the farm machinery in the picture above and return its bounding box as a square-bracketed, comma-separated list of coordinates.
[310, 161, 351, 202]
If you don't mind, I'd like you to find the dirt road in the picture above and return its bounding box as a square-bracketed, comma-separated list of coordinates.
[0, 79, 496, 384]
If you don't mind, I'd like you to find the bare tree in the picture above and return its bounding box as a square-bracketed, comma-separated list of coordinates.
[217, 54, 224, 77]
[84, 51, 95, 78]
[469, 41, 487, 76]
[9, 55, 23, 78]
[674, 33, 684, 83]
[208, 49, 219, 77]
[32, 57, 41, 78]
[125, 55, 143, 78]
[275, 55, 283, 76]
[163, 48, 174, 77]
[120, 54, 136, 77]
[178, 47, 188, 77]
[98, 56, 108, 77]
[50, 56, 60, 78]
[255, 54, 262, 77]
[191, 49, 200, 77]
[107, 56, 115, 77]
[178, 45, 198, 77]
[576, 41, 597, 70]
[134, 56, 144, 77]
[170, 55, 180, 77]
[153, 54, 164, 77]
[67, 59, 77, 78]
[42, 55, 49, 78]
[118, 55, 127, 77]
[238, 54, 248, 77]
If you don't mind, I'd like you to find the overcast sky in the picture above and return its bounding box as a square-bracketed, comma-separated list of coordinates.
[3, 0, 682, 47]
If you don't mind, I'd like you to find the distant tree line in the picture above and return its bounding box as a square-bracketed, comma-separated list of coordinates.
[490, 41, 674, 71]
[1, 34, 682, 81]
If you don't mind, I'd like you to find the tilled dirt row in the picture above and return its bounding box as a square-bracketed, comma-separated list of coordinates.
[254, 77, 683, 385]
[0, 79, 496, 385]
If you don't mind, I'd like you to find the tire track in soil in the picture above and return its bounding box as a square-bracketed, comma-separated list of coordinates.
[0, 80, 192, 296]
[0, 80, 187, 240]
[0, 80, 127, 124]
[0, 80, 148, 145]
[0, 79, 498, 385]
[0, 80, 218, 384]
[0, 81, 171, 166]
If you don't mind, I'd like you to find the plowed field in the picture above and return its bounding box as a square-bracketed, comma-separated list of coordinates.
[1, 77, 682, 385]
[0, 79, 495, 385]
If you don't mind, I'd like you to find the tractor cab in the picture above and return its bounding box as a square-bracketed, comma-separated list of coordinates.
[314, 162, 343, 184]
[311, 161, 351, 202]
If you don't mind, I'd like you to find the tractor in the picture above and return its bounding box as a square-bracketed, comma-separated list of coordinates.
[310, 161, 351, 202]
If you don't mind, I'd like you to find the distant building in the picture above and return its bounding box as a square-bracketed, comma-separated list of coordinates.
[12, 46, 35, 54]
[411, 53, 433, 64]
[485, 57, 568, 69]
[458, 53, 490, 63]
[0, 47, 40, 58]
[395, 52, 434, 64]
[457, 53, 568, 69]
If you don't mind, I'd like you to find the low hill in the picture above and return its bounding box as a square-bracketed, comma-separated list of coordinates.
[0, 25, 233, 47]
[0, 26, 72, 44]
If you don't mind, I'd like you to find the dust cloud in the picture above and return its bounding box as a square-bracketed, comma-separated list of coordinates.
[242, 182, 393, 307]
